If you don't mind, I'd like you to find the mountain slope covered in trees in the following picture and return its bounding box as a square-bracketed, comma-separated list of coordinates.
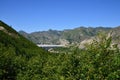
[0, 21, 48, 79]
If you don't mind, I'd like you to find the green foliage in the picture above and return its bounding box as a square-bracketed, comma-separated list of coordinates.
[0, 21, 47, 79]
[0, 21, 120, 79]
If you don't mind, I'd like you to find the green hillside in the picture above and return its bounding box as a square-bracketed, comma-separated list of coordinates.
[0, 21, 48, 79]
[0, 21, 120, 79]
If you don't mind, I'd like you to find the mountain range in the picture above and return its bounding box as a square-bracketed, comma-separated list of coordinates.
[19, 26, 120, 46]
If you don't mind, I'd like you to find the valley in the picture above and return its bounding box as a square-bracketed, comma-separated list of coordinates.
[0, 21, 120, 79]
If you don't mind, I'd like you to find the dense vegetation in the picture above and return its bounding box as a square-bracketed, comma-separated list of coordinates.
[0, 21, 120, 80]
[0, 21, 48, 79]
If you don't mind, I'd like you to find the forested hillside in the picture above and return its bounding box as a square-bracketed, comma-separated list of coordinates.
[0, 21, 48, 79]
[0, 21, 120, 79]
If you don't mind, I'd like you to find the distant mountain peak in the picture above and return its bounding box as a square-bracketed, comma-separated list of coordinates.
[19, 26, 116, 45]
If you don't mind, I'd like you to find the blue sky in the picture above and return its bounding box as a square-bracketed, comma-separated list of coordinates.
[0, 0, 120, 33]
